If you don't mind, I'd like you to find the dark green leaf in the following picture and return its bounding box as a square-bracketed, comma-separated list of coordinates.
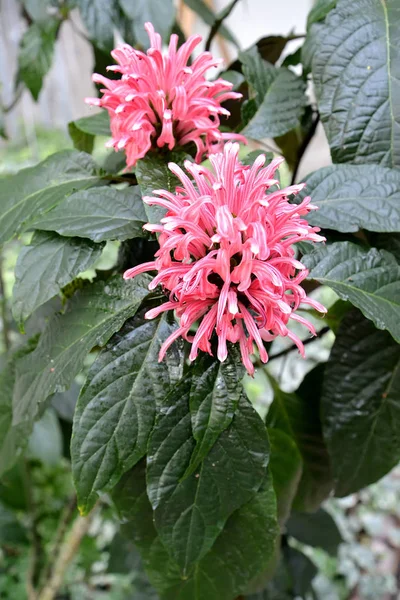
[70, 111, 111, 137]
[369, 233, 400, 263]
[0, 464, 27, 510]
[307, 0, 337, 27]
[303, 242, 400, 342]
[72, 312, 183, 514]
[147, 383, 269, 570]
[68, 122, 94, 154]
[183, 0, 237, 46]
[77, 0, 118, 51]
[12, 274, 151, 427]
[309, 0, 400, 167]
[321, 309, 400, 496]
[32, 187, 147, 242]
[267, 374, 333, 512]
[240, 48, 278, 102]
[136, 153, 187, 223]
[0, 150, 102, 244]
[0, 503, 27, 546]
[17, 21, 58, 101]
[119, 0, 175, 48]
[284, 546, 317, 597]
[114, 461, 278, 600]
[287, 508, 343, 555]
[0, 338, 39, 477]
[186, 350, 244, 475]
[299, 164, 400, 233]
[12, 231, 103, 328]
[268, 428, 303, 525]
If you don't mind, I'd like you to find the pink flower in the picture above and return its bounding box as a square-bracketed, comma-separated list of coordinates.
[86, 23, 246, 168]
[124, 143, 327, 375]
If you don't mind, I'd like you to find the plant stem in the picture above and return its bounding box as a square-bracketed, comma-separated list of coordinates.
[0, 249, 10, 352]
[205, 0, 241, 52]
[290, 113, 320, 185]
[39, 509, 95, 600]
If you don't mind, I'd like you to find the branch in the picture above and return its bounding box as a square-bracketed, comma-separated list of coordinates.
[39, 509, 96, 600]
[205, 0, 241, 52]
[290, 113, 320, 185]
[41, 495, 77, 587]
[269, 325, 331, 361]
[0, 249, 10, 352]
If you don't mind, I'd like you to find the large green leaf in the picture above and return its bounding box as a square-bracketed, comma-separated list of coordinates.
[303, 242, 400, 342]
[266, 373, 333, 512]
[135, 153, 186, 223]
[17, 21, 58, 101]
[321, 309, 400, 496]
[68, 111, 111, 153]
[119, 0, 175, 48]
[114, 461, 278, 600]
[12, 274, 151, 427]
[309, 0, 400, 167]
[300, 164, 400, 233]
[12, 231, 103, 329]
[0, 338, 39, 477]
[77, 0, 119, 51]
[0, 150, 102, 244]
[287, 508, 343, 555]
[72, 312, 183, 514]
[240, 48, 306, 140]
[268, 428, 303, 525]
[147, 382, 269, 571]
[186, 350, 244, 475]
[32, 187, 147, 242]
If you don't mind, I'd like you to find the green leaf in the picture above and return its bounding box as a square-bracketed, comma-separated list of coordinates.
[268, 428, 303, 525]
[299, 164, 400, 233]
[119, 0, 175, 48]
[114, 461, 278, 600]
[321, 309, 400, 496]
[147, 383, 270, 570]
[267, 374, 333, 512]
[32, 187, 147, 242]
[303, 242, 400, 342]
[0, 503, 28, 546]
[0, 338, 39, 477]
[21, 0, 52, 22]
[135, 153, 187, 223]
[287, 508, 343, 555]
[12, 274, 151, 427]
[77, 0, 119, 51]
[186, 350, 244, 476]
[240, 47, 278, 102]
[284, 547, 317, 597]
[0, 150, 102, 245]
[309, 0, 400, 167]
[307, 0, 337, 27]
[242, 64, 306, 140]
[12, 231, 103, 328]
[17, 21, 58, 101]
[68, 112, 111, 153]
[183, 0, 238, 46]
[72, 312, 183, 515]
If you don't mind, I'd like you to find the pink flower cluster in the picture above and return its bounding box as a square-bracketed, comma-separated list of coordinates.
[86, 23, 245, 168]
[124, 143, 326, 375]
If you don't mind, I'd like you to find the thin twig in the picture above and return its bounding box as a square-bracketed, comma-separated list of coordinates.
[39, 510, 95, 600]
[290, 113, 320, 185]
[0, 249, 9, 352]
[269, 325, 330, 361]
[205, 0, 241, 52]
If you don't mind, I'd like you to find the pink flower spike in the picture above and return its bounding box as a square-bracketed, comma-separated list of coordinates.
[87, 24, 245, 168]
[123, 144, 327, 374]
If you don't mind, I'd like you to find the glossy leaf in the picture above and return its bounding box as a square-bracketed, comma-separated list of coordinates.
[114, 461, 278, 600]
[147, 382, 270, 570]
[287, 508, 343, 555]
[77, 0, 118, 51]
[186, 350, 244, 475]
[303, 242, 400, 342]
[119, 0, 175, 48]
[17, 21, 58, 100]
[12, 231, 103, 328]
[309, 0, 400, 167]
[299, 164, 400, 233]
[321, 309, 400, 496]
[72, 313, 183, 514]
[12, 274, 151, 427]
[32, 187, 147, 242]
[267, 374, 333, 512]
[0, 150, 102, 244]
